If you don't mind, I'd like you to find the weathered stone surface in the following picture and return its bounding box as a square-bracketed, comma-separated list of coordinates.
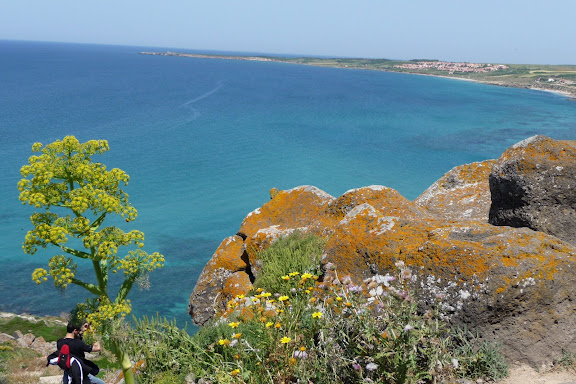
[187, 235, 249, 326]
[0, 332, 14, 343]
[328, 185, 431, 221]
[415, 160, 496, 222]
[322, 202, 576, 365]
[15, 332, 35, 348]
[189, 136, 576, 367]
[489, 135, 576, 245]
[238, 186, 336, 239]
[30, 336, 55, 356]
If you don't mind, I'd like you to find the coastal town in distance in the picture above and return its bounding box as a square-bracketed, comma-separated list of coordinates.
[141, 51, 576, 99]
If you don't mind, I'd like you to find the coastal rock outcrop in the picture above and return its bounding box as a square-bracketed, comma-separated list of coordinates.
[415, 160, 496, 221]
[189, 136, 576, 368]
[489, 135, 576, 245]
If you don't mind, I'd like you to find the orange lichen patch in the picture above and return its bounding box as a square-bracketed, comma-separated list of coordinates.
[324, 205, 576, 299]
[222, 272, 253, 301]
[238, 186, 337, 239]
[414, 160, 496, 222]
[494, 135, 576, 175]
[205, 235, 247, 273]
[326, 185, 431, 221]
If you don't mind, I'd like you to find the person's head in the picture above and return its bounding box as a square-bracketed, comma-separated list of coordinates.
[66, 322, 82, 336]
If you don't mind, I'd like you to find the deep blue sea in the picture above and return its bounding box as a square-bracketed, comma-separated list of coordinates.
[1, 40, 575, 328]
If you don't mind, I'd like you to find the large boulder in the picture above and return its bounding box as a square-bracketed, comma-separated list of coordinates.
[322, 202, 576, 367]
[189, 136, 576, 367]
[415, 160, 496, 222]
[489, 135, 576, 245]
[187, 235, 252, 326]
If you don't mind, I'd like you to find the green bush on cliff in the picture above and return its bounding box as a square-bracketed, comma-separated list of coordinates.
[252, 230, 326, 293]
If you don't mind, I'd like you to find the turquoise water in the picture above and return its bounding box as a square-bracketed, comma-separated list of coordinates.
[1, 40, 575, 327]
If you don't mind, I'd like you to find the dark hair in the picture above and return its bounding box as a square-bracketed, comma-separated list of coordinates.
[66, 322, 82, 333]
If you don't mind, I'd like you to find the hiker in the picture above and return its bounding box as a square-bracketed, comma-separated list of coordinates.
[55, 322, 105, 384]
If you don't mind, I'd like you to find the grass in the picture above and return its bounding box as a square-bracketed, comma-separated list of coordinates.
[0, 316, 64, 342]
[0, 343, 60, 384]
[252, 230, 326, 293]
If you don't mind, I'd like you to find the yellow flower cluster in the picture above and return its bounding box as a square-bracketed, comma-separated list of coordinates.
[32, 268, 48, 284]
[48, 255, 76, 288]
[86, 299, 132, 330]
[113, 250, 164, 276]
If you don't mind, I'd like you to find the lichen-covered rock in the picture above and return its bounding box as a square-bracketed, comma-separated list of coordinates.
[238, 186, 336, 239]
[187, 235, 249, 326]
[489, 135, 576, 245]
[189, 136, 576, 366]
[415, 160, 496, 222]
[328, 185, 431, 221]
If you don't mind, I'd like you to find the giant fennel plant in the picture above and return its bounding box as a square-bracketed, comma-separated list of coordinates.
[18, 135, 164, 384]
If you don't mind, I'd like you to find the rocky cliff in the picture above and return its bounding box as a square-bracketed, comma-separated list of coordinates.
[188, 135, 576, 368]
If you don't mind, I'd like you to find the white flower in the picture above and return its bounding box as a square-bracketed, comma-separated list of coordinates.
[404, 324, 414, 332]
[366, 362, 378, 371]
[369, 285, 384, 297]
[451, 358, 459, 369]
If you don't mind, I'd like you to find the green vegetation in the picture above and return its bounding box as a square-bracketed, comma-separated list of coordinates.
[18, 136, 165, 384]
[116, 232, 508, 384]
[252, 230, 326, 293]
[0, 344, 44, 384]
[0, 316, 63, 342]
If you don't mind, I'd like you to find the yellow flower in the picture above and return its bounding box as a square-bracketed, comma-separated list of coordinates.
[265, 322, 273, 328]
[289, 272, 300, 277]
[262, 292, 272, 298]
[278, 295, 289, 301]
[281, 275, 290, 281]
[280, 336, 291, 344]
[230, 368, 241, 376]
[336, 297, 343, 302]
[218, 339, 231, 346]
[229, 322, 240, 328]
[235, 294, 245, 299]
[312, 312, 323, 319]
[233, 333, 242, 339]
[301, 273, 313, 279]
[289, 357, 297, 365]
[275, 323, 282, 329]
[299, 346, 306, 351]
[256, 288, 264, 293]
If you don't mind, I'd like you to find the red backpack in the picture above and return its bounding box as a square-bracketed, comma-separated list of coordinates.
[57, 343, 72, 369]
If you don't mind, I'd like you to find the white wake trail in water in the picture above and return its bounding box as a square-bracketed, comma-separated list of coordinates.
[179, 81, 224, 123]
[181, 81, 224, 107]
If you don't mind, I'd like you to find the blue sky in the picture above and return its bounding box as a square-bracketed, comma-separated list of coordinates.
[1, 0, 575, 64]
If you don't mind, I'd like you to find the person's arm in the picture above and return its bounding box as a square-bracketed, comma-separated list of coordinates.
[91, 342, 101, 352]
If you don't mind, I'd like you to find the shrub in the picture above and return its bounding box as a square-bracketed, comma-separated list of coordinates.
[252, 231, 326, 293]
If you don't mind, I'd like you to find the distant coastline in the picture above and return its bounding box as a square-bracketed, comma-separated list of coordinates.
[140, 51, 576, 99]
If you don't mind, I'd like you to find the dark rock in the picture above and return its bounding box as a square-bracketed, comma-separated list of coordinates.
[489, 135, 576, 245]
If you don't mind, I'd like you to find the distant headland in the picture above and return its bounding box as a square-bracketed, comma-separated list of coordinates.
[140, 51, 576, 99]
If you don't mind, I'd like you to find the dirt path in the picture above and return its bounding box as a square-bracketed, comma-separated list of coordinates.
[499, 364, 576, 384]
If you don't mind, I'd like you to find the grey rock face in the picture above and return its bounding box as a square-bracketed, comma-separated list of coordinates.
[489, 135, 576, 245]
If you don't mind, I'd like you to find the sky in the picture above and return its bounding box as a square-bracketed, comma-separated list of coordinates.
[1, 0, 575, 65]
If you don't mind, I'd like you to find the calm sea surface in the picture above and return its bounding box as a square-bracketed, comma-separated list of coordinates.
[1, 40, 575, 327]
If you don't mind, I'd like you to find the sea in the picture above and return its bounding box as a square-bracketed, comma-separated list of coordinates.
[1, 40, 575, 329]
